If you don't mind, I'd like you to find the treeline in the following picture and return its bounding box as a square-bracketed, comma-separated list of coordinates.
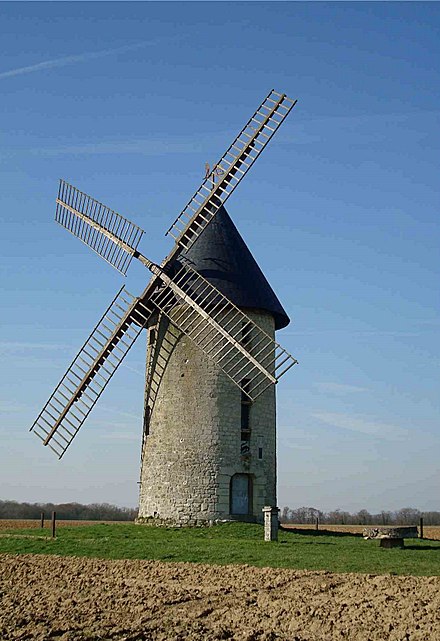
[0, 500, 137, 521]
[280, 506, 440, 526]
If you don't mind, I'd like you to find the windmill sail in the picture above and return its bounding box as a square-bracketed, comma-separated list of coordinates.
[30, 288, 154, 458]
[165, 90, 297, 254]
[52, 177, 297, 402]
[31, 88, 298, 457]
[54, 91, 296, 279]
[55, 180, 145, 275]
[150, 263, 297, 400]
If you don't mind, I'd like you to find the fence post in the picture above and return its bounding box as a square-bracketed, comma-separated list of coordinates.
[40, 512, 45, 529]
[51, 511, 56, 538]
[315, 517, 319, 532]
[419, 516, 424, 539]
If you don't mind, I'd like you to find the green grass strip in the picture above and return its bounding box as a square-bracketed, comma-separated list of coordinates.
[1, 522, 439, 576]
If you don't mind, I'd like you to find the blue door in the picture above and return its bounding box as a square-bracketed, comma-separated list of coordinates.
[231, 474, 250, 515]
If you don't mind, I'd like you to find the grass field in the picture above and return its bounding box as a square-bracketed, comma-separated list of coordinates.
[1, 521, 439, 576]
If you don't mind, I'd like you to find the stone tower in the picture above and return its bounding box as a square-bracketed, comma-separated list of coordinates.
[137, 206, 289, 526]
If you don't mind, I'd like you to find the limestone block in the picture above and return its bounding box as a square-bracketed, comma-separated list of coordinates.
[263, 506, 279, 541]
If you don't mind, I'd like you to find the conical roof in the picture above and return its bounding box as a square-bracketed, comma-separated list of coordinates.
[176, 206, 290, 330]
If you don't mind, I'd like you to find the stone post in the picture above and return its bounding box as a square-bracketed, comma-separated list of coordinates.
[263, 506, 279, 541]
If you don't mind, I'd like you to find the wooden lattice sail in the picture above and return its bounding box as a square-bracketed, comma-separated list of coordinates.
[30, 89, 298, 458]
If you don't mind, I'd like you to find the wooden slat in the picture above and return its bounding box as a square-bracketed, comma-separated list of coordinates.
[149, 263, 298, 400]
[55, 180, 145, 275]
[164, 90, 297, 257]
[30, 288, 154, 458]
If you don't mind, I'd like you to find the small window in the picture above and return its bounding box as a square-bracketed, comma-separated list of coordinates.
[241, 403, 250, 431]
[258, 447, 263, 460]
[143, 406, 150, 437]
[240, 379, 252, 455]
[241, 322, 252, 347]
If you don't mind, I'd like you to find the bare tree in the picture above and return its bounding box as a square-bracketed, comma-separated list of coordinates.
[395, 507, 421, 525]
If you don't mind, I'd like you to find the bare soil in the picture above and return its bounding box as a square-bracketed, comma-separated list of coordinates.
[1, 553, 439, 641]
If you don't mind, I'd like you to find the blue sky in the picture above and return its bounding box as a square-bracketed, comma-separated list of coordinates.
[1, 2, 439, 513]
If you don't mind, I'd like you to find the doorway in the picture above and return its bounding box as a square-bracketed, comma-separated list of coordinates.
[230, 473, 252, 515]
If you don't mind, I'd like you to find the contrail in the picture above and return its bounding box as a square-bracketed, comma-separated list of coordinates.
[0, 41, 151, 80]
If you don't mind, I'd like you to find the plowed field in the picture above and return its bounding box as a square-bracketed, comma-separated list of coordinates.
[1, 553, 439, 640]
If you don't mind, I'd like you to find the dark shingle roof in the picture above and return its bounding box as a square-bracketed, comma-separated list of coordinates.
[176, 205, 289, 330]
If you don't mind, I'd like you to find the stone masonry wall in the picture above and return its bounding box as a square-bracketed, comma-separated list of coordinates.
[137, 309, 277, 526]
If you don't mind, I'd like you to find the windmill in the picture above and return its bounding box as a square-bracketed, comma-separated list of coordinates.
[30, 89, 298, 525]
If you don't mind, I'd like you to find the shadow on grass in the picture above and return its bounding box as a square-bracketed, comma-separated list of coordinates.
[280, 526, 363, 538]
[296, 540, 336, 545]
[404, 543, 440, 551]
